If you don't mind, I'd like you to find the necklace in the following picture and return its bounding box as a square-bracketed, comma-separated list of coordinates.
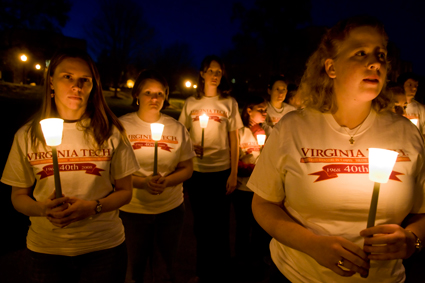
[271, 103, 284, 113]
[341, 122, 364, 145]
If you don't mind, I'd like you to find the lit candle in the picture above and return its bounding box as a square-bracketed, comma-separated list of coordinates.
[410, 119, 418, 127]
[256, 134, 266, 153]
[150, 123, 164, 175]
[367, 148, 399, 227]
[199, 114, 209, 159]
[40, 118, 64, 199]
[362, 148, 398, 278]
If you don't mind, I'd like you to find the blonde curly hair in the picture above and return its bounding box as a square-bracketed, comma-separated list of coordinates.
[299, 15, 391, 113]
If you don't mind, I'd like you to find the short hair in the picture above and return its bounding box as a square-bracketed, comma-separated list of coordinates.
[131, 69, 170, 109]
[195, 55, 231, 99]
[397, 72, 420, 85]
[241, 95, 266, 127]
[267, 75, 290, 90]
[299, 15, 390, 113]
[29, 48, 125, 149]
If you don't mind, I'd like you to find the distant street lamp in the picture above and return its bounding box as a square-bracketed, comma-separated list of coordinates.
[185, 81, 192, 88]
[35, 64, 41, 70]
[193, 84, 197, 89]
[20, 54, 28, 84]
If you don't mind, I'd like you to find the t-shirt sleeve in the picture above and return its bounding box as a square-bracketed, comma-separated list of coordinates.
[110, 131, 140, 180]
[412, 150, 425, 213]
[1, 130, 35, 188]
[179, 124, 196, 162]
[228, 98, 244, 132]
[246, 124, 286, 203]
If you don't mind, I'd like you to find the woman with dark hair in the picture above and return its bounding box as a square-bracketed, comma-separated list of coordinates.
[265, 75, 296, 127]
[119, 69, 194, 283]
[178, 55, 243, 282]
[1, 48, 140, 283]
[233, 95, 271, 279]
[249, 16, 425, 282]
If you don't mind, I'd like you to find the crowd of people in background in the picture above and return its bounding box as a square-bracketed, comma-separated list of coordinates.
[1, 15, 425, 283]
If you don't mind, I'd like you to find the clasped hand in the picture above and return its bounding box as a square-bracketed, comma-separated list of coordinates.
[145, 174, 167, 195]
[310, 224, 415, 278]
[43, 191, 99, 228]
[361, 224, 416, 260]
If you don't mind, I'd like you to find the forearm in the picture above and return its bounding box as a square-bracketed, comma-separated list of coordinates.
[164, 159, 193, 187]
[404, 213, 425, 243]
[252, 193, 319, 256]
[132, 174, 148, 189]
[12, 192, 46, 217]
[93, 175, 133, 214]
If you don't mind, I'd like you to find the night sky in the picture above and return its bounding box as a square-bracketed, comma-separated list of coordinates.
[62, 0, 425, 76]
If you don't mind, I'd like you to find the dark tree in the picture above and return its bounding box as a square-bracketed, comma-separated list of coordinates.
[227, 0, 315, 95]
[85, 0, 153, 97]
[0, 0, 71, 32]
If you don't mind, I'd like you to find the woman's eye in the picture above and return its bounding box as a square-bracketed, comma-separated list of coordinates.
[355, 51, 366, 56]
[377, 52, 386, 60]
[64, 75, 71, 79]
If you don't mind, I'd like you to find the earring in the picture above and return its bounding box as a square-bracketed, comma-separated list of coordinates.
[136, 99, 139, 105]
[51, 89, 55, 98]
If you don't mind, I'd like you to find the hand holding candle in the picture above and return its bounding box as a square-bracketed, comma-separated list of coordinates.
[362, 148, 398, 278]
[40, 118, 64, 199]
[199, 114, 209, 159]
[150, 123, 164, 175]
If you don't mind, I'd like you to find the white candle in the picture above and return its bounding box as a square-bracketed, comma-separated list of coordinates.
[410, 119, 419, 127]
[40, 118, 64, 146]
[199, 114, 209, 128]
[40, 118, 64, 198]
[256, 134, 266, 146]
[150, 123, 164, 175]
[368, 148, 399, 183]
[150, 123, 164, 141]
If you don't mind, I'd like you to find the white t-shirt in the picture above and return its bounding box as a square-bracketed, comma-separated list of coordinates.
[119, 112, 195, 214]
[247, 108, 425, 283]
[265, 102, 296, 127]
[237, 126, 262, 192]
[1, 121, 140, 256]
[405, 99, 425, 136]
[178, 95, 244, 172]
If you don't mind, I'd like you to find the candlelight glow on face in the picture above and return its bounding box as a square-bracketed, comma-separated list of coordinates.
[40, 118, 64, 146]
[368, 148, 399, 183]
[256, 134, 266, 146]
[199, 114, 209, 128]
[150, 123, 164, 141]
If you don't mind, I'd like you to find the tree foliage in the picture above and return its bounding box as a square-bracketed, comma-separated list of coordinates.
[228, 0, 316, 94]
[0, 0, 71, 32]
[85, 0, 153, 96]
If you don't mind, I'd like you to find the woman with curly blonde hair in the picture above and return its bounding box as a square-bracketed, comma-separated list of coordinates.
[248, 16, 425, 283]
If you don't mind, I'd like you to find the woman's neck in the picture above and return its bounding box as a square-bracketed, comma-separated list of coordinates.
[137, 110, 161, 123]
[271, 100, 283, 109]
[332, 102, 371, 129]
[204, 85, 218, 97]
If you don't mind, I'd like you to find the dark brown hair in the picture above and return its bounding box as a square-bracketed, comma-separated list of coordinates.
[195, 55, 231, 99]
[29, 48, 126, 149]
